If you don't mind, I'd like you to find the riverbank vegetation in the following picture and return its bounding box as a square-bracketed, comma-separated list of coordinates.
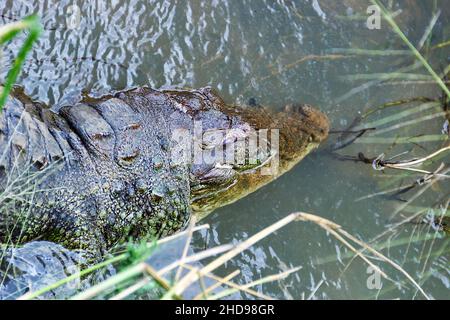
[0, 15, 41, 110]
[53, 1, 449, 300]
[0, 1, 449, 300]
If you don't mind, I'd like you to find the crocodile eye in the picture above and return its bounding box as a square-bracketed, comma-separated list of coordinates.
[120, 123, 141, 131]
[201, 129, 224, 150]
[118, 149, 140, 164]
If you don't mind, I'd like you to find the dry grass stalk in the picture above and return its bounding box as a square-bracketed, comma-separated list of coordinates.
[182, 264, 273, 300]
[193, 270, 240, 300]
[307, 279, 324, 300]
[205, 267, 301, 300]
[19, 211, 432, 300]
[298, 214, 390, 281]
[109, 277, 150, 300]
[83, 243, 234, 300]
[144, 264, 172, 291]
[414, 200, 449, 296]
[70, 263, 147, 300]
[158, 244, 235, 276]
[390, 165, 449, 219]
[338, 228, 430, 299]
[174, 215, 197, 282]
[18, 224, 212, 299]
[161, 213, 304, 299]
[108, 244, 236, 300]
[155, 223, 209, 246]
[161, 212, 428, 300]
[378, 146, 450, 169]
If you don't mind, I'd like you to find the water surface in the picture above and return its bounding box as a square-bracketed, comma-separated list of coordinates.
[1, 0, 449, 299]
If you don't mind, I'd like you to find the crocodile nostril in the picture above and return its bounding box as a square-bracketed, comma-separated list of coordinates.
[284, 104, 293, 113]
[284, 104, 313, 117]
[248, 97, 258, 107]
[297, 105, 314, 118]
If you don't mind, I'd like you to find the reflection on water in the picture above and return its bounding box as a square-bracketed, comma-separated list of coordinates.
[1, 0, 449, 299]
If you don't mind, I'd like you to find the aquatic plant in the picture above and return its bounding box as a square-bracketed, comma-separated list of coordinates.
[1, 2, 449, 300]
[12, 211, 430, 300]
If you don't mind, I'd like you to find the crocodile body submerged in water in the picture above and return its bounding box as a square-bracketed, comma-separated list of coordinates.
[0, 86, 328, 297]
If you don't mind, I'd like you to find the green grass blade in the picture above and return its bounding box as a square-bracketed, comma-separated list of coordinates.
[0, 15, 42, 110]
[370, 0, 450, 100]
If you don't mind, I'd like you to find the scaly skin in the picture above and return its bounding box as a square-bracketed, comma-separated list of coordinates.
[0, 241, 115, 299]
[0, 86, 329, 257]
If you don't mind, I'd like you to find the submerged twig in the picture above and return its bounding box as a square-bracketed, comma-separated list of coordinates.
[370, 0, 450, 100]
[361, 97, 436, 119]
[372, 146, 450, 175]
[417, 10, 441, 50]
[390, 165, 449, 219]
[259, 54, 352, 82]
[330, 128, 376, 151]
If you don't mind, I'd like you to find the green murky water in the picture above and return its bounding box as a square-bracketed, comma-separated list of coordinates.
[1, 0, 449, 299]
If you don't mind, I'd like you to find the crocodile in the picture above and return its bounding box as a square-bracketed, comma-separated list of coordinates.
[0, 86, 329, 259]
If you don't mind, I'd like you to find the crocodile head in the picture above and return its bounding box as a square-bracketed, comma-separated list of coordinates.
[164, 87, 329, 218]
[0, 86, 328, 256]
